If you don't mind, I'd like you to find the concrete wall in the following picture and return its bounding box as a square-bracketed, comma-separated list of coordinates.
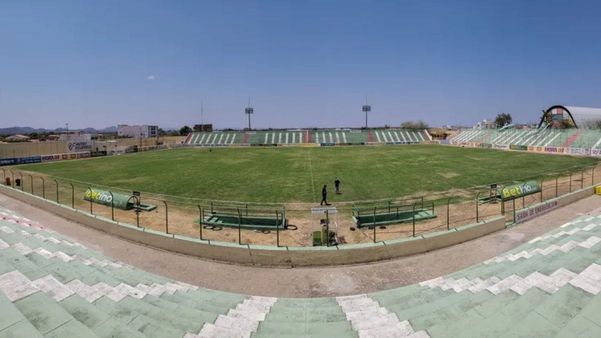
[1, 184, 593, 267]
[0, 142, 69, 158]
[1, 137, 186, 159]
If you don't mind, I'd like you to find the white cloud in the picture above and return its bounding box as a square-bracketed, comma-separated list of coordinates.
[146, 75, 156, 80]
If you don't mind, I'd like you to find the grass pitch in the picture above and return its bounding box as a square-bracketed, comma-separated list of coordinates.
[16, 145, 598, 203]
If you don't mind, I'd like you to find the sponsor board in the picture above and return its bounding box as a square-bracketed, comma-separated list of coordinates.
[493, 144, 509, 150]
[479, 143, 492, 148]
[84, 189, 114, 206]
[568, 148, 590, 156]
[500, 180, 541, 201]
[68, 141, 92, 152]
[544, 146, 565, 153]
[509, 144, 528, 151]
[515, 200, 559, 223]
[0, 156, 42, 166]
[41, 154, 61, 162]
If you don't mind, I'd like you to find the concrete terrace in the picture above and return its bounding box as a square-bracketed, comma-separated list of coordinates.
[0, 199, 600, 336]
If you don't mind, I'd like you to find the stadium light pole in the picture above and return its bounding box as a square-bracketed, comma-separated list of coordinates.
[362, 97, 371, 129]
[200, 99, 204, 126]
[245, 97, 254, 130]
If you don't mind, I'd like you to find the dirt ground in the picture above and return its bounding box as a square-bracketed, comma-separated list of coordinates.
[2, 189, 600, 297]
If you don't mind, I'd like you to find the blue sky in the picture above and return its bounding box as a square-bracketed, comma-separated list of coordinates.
[1, 0, 601, 129]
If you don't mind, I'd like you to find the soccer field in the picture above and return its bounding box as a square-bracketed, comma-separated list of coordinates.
[16, 145, 599, 204]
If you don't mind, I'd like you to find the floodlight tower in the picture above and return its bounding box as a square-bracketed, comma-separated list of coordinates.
[245, 97, 254, 130]
[200, 100, 204, 126]
[362, 97, 371, 129]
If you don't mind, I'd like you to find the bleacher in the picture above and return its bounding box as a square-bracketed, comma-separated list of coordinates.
[370, 129, 427, 144]
[185, 129, 430, 147]
[187, 131, 243, 146]
[1, 205, 601, 336]
[451, 128, 588, 148]
[247, 130, 307, 145]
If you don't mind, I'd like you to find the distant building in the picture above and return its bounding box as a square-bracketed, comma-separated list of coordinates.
[474, 119, 496, 129]
[59, 132, 92, 143]
[193, 124, 213, 132]
[5, 134, 30, 142]
[117, 125, 158, 138]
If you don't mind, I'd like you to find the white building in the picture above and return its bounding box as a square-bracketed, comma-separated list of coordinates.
[474, 119, 496, 129]
[117, 125, 158, 138]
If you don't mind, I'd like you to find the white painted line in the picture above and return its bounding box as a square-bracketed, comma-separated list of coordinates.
[264, 133, 268, 144]
[591, 135, 601, 150]
[285, 133, 289, 144]
[387, 131, 394, 142]
[399, 131, 407, 142]
[375, 131, 382, 142]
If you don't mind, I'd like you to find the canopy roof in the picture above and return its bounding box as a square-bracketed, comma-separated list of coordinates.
[539, 105, 601, 129]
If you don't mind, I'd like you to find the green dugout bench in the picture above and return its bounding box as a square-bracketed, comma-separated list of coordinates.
[352, 200, 436, 228]
[200, 203, 288, 231]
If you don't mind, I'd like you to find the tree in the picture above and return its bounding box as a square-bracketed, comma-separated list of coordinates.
[401, 121, 429, 129]
[179, 125, 192, 136]
[494, 113, 513, 128]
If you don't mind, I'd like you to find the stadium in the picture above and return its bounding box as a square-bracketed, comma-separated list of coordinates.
[2, 102, 601, 336]
[2, 1, 601, 337]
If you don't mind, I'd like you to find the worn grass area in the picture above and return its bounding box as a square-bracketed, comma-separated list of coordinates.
[16, 145, 598, 203]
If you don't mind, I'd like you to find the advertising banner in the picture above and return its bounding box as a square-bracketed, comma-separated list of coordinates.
[0, 156, 42, 166]
[500, 180, 541, 201]
[568, 148, 590, 156]
[516, 200, 559, 223]
[544, 147, 565, 154]
[509, 145, 528, 151]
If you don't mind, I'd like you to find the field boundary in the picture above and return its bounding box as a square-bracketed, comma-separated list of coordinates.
[1, 183, 596, 267]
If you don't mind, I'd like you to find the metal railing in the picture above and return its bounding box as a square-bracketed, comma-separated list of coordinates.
[1, 165, 598, 247]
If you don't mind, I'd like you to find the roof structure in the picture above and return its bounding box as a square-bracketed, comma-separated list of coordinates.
[540, 105, 601, 129]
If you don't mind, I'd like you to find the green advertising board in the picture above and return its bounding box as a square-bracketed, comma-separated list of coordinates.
[84, 188, 156, 211]
[499, 180, 541, 201]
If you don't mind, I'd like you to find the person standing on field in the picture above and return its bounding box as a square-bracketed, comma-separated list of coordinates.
[320, 185, 329, 206]
[335, 178, 341, 194]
